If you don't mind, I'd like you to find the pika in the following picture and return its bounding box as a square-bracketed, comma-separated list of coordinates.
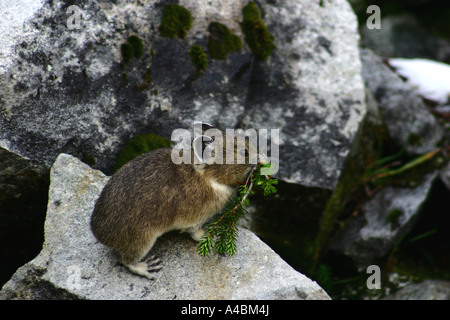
[90, 123, 259, 279]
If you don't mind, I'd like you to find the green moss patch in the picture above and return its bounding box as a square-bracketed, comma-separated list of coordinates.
[207, 22, 242, 60]
[121, 35, 144, 63]
[240, 2, 275, 60]
[386, 208, 403, 230]
[159, 4, 193, 39]
[135, 68, 152, 91]
[189, 45, 208, 75]
[114, 133, 172, 172]
[127, 35, 144, 58]
[120, 43, 134, 63]
[407, 133, 424, 146]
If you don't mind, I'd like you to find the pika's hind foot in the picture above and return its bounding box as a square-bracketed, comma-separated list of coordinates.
[125, 255, 162, 280]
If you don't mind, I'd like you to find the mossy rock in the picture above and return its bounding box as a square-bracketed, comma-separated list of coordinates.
[189, 45, 208, 75]
[240, 2, 275, 60]
[114, 133, 172, 172]
[159, 4, 193, 39]
[207, 22, 242, 60]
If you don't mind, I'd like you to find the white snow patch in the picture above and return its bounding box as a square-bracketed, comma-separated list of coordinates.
[389, 58, 450, 104]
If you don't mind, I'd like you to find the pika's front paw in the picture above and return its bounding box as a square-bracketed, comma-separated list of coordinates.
[125, 255, 162, 280]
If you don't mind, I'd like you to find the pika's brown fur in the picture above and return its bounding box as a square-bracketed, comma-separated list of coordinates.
[90, 125, 257, 279]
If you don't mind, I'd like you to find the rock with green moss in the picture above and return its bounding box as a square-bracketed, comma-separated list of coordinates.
[159, 4, 192, 39]
[189, 45, 208, 75]
[360, 49, 443, 155]
[331, 172, 438, 270]
[207, 22, 242, 60]
[240, 2, 275, 60]
[113, 134, 172, 172]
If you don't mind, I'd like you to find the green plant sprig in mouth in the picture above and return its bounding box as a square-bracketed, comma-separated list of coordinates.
[197, 162, 278, 256]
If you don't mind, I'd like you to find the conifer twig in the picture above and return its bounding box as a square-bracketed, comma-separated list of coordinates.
[198, 163, 277, 256]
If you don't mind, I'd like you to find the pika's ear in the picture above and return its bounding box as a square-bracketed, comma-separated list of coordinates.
[193, 135, 214, 165]
[201, 122, 215, 133]
[194, 121, 216, 135]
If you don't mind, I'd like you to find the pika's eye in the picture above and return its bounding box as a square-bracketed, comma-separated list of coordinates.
[239, 149, 249, 157]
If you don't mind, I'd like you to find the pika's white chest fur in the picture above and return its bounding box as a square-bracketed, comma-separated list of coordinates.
[208, 179, 234, 200]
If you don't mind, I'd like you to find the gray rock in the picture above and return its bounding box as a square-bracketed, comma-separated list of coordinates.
[331, 172, 438, 270]
[0, 154, 330, 300]
[360, 49, 443, 155]
[360, 14, 450, 63]
[383, 280, 450, 300]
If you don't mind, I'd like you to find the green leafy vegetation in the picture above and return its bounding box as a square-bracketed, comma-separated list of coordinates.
[198, 163, 278, 256]
[159, 4, 193, 39]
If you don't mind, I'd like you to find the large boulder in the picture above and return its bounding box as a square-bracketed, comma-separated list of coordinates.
[0, 154, 330, 300]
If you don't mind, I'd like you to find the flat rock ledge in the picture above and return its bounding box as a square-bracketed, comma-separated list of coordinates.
[0, 154, 330, 300]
